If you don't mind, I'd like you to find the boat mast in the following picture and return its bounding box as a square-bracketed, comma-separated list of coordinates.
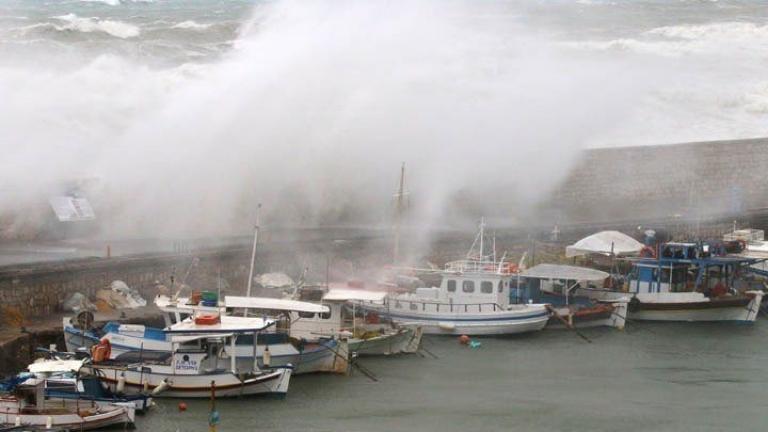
[479, 217, 485, 261]
[245, 203, 262, 317]
[393, 163, 406, 265]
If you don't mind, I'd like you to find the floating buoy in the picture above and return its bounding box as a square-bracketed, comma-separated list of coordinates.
[458, 335, 470, 345]
[469, 341, 482, 349]
[46, 415, 53, 429]
[178, 402, 187, 412]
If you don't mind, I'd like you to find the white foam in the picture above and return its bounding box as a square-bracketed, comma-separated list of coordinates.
[171, 20, 212, 30]
[79, 0, 121, 6]
[52, 13, 140, 38]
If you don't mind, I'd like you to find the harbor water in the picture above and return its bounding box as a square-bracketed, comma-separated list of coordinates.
[138, 321, 768, 432]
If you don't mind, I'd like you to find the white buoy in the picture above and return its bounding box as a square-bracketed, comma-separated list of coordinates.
[46, 415, 53, 429]
[14, 416, 20, 426]
[49, 344, 57, 352]
[116, 373, 126, 394]
[143, 381, 149, 393]
[151, 379, 170, 396]
[263, 345, 271, 367]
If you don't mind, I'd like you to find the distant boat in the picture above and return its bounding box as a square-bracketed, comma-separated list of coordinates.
[358, 219, 550, 336]
[579, 242, 765, 322]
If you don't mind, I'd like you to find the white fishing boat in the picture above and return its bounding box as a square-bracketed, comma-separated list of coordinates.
[64, 295, 349, 375]
[359, 220, 549, 335]
[0, 378, 134, 430]
[24, 356, 153, 413]
[83, 312, 293, 398]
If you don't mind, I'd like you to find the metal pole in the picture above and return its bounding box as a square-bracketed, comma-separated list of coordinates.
[393, 162, 405, 265]
[245, 204, 262, 317]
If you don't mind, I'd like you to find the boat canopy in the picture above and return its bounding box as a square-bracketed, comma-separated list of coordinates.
[323, 289, 387, 302]
[565, 230, 644, 258]
[167, 315, 275, 334]
[27, 359, 85, 374]
[521, 264, 609, 282]
[224, 296, 329, 313]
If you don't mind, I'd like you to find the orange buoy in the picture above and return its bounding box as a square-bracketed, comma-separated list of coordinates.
[178, 402, 187, 412]
[458, 335, 470, 345]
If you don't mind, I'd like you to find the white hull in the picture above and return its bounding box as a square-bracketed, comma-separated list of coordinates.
[0, 399, 133, 430]
[86, 366, 292, 399]
[630, 297, 762, 322]
[362, 304, 549, 336]
[64, 323, 346, 375]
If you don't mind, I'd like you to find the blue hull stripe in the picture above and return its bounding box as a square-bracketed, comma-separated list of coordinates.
[377, 311, 549, 322]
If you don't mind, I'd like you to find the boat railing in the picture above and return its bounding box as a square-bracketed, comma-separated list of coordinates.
[444, 259, 514, 275]
[385, 299, 505, 313]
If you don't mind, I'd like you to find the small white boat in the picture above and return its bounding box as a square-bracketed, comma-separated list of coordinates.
[359, 220, 550, 336]
[0, 378, 134, 430]
[83, 313, 293, 398]
[282, 287, 423, 356]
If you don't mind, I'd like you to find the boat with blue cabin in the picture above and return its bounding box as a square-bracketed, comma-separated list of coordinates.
[578, 242, 765, 322]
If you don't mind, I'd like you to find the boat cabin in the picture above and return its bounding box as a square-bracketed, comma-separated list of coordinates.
[626, 242, 762, 295]
[289, 288, 389, 340]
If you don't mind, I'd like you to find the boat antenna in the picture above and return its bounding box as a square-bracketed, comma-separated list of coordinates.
[245, 203, 262, 316]
[393, 162, 406, 265]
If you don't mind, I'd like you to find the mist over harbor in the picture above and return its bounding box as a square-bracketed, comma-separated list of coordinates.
[1, 0, 767, 240]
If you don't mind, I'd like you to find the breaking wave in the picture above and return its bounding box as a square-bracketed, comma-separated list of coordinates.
[171, 20, 212, 31]
[78, 0, 155, 4]
[51, 14, 140, 38]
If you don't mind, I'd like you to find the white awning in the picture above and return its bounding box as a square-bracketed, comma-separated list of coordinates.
[166, 315, 274, 334]
[28, 359, 85, 374]
[565, 231, 644, 258]
[521, 264, 609, 282]
[323, 289, 388, 302]
[224, 296, 329, 313]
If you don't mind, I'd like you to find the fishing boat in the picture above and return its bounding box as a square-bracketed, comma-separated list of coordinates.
[359, 220, 549, 335]
[579, 242, 765, 322]
[24, 355, 152, 413]
[63, 295, 349, 375]
[0, 378, 134, 430]
[517, 264, 629, 329]
[248, 288, 423, 356]
[82, 312, 293, 398]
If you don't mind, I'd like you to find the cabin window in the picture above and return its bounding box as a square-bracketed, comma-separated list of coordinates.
[298, 311, 315, 319]
[447, 280, 456, 292]
[319, 311, 332, 319]
[410, 303, 418, 311]
[462, 280, 475, 293]
[481, 281, 493, 294]
[498, 281, 504, 293]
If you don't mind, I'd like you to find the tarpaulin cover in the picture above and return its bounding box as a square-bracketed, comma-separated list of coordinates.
[565, 230, 644, 258]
